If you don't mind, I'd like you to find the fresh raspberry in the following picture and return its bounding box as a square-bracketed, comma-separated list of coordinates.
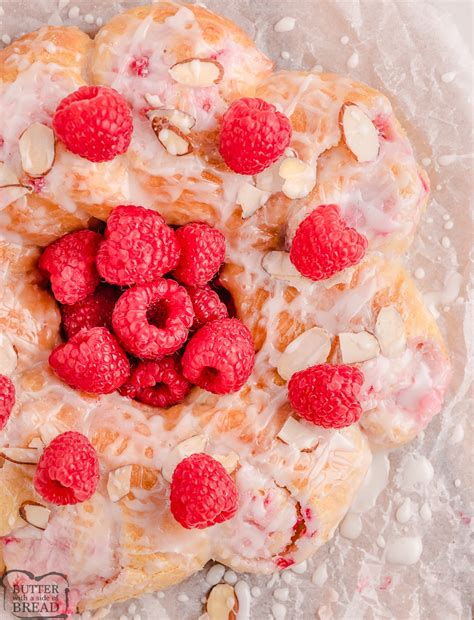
[181, 318, 255, 394]
[112, 279, 194, 359]
[290, 204, 368, 281]
[288, 364, 365, 429]
[52, 85, 133, 162]
[60, 285, 120, 339]
[0, 375, 15, 431]
[219, 97, 292, 175]
[187, 285, 228, 328]
[49, 327, 130, 394]
[119, 357, 191, 407]
[129, 55, 150, 76]
[96, 205, 180, 286]
[39, 230, 102, 305]
[170, 453, 239, 529]
[173, 223, 226, 287]
[34, 432, 99, 505]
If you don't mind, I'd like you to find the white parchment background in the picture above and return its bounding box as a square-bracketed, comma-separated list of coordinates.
[0, 1, 472, 619]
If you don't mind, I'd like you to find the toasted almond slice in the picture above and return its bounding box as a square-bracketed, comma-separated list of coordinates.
[212, 451, 239, 474]
[144, 92, 163, 108]
[207, 584, 236, 620]
[19, 501, 51, 530]
[236, 182, 270, 218]
[27, 437, 44, 450]
[107, 464, 133, 502]
[19, 122, 55, 177]
[321, 266, 355, 289]
[339, 330, 380, 364]
[152, 117, 193, 156]
[278, 157, 317, 199]
[0, 333, 17, 375]
[0, 162, 30, 210]
[277, 326, 332, 380]
[277, 417, 320, 450]
[374, 306, 407, 358]
[0, 448, 39, 465]
[341, 104, 379, 163]
[162, 435, 207, 482]
[262, 251, 304, 283]
[147, 108, 196, 134]
[169, 58, 224, 87]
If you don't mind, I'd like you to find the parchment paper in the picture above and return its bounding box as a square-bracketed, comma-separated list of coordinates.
[0, 1, 472, 619]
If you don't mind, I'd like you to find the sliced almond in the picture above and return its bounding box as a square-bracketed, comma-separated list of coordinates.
[278, 157, 316, 199]
[0, 162, 30, 210]
[147, 108, 196, 134]
[321, 266, 354, 289]
[107, 464, 133, 502]
[19, 122, 55, 177]
[277, 326, 331, 380]
[277, 417, 320, 450]
[341, 104, 379, 163]
[212, 451, 239, 474]
[374, 306, 407, 358]
[162, 435, 207, 482]
[19, 501, 51, 530]
[262, 251, 305, 284]
[339, 330, 380, 364]
[0, 333, 17, 375]
[152, 117, 193, 156]
[236, 182, 270, 218]
[169, 58, 224, 87]
[144, 92, 163, 108]
[207, 584, 236, 620]
[27, 437, 44, 450]
[0, 448, 39, 465]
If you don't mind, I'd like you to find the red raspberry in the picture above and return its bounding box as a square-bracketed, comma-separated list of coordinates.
[187, 285, 228, 328]
[112, 279, 194, 359]
[39, 230, 102, 305]
[49, 327, 130, 394]
[288, 364, 364, 429]
[96, 205, 180, 286]
[60, 285, 120, 339]
[173, 223, 226, 287]
[52, 86, 133, 162]
[129, 55, 150, 76]
[290, 204, 368, 281]
[0, 375, 15, 431]
[34, 432, 99, 505]
[219, 97, 292, 175]
[182, 318, 255, 394]
[119, 357, 190, 408]
[170, 453, 239, 529]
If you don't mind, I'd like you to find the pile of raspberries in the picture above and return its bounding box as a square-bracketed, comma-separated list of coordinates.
[39, 205, 255, 406]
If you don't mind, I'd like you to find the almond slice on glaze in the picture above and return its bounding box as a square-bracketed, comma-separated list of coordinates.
[0, 162, 30, 210]
[19, 122, 56, 177]
[278, 156, 316, 199]
[152, 117, 193, 156]
[277, 326, 332, 380]
[262, 251, 304, 283]
[169, 58, 224, 87]
[236, 182, 270, 218]
[277, 417, 320, 451]
[19, 501, 51, 530]
[147, 108, 196, 134]
[212, 451, 240, 474]
[0, 448, 39, 465]
[162, 435, 207, 482]
[321, 266, 355, 289]
[374, 306, 407, 358]
[107, 465, 133, 502]
[0, 333, 17, 375]
[207, 584, 237, 620]
[341, 104, 380, 163]
[339, 331, 380, 364]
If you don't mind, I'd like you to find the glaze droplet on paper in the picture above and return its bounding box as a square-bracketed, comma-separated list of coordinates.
[347, 51, 359, 69]
[386, 536, 423, 565]
[351, 451, 390, 513]
[312, 563, 328, 586]
[400, 455, 434, 490]
[396, 498, 412, 524]
[274, 17, 296, 33]
[340, 512, 363, 539]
